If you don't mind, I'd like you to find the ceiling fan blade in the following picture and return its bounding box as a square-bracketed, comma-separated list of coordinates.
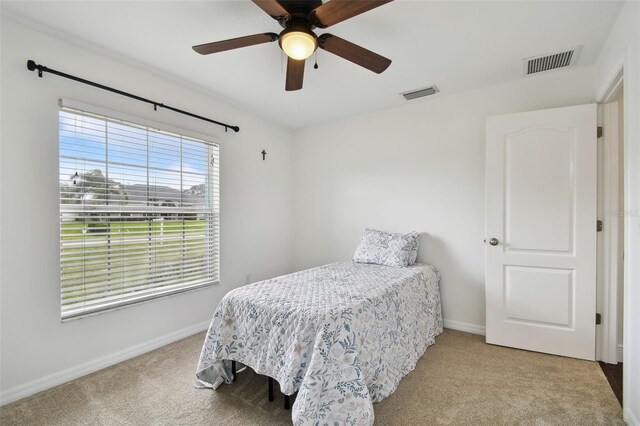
[286, 57, 305, 91]
[251, 0, 290, 20]
[193, 33, 278, 55]
[318, 34, 391, 74]
[310, 0, 393, 28]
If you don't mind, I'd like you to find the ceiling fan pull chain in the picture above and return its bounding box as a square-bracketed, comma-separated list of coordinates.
[314, 52, 319, 70]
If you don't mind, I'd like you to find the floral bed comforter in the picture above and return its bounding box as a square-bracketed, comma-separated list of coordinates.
[195, 261, 443, 425]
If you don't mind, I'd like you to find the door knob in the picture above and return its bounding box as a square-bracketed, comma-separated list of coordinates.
[489, 238, 499, 246]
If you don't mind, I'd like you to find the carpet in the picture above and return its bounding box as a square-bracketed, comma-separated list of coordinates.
[0, 329, 623, 425]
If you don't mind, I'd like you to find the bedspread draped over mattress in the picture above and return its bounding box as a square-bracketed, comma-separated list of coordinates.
[195, 261, 443, 425]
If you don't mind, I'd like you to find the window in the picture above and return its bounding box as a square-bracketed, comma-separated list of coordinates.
[59, 103, 219, 319]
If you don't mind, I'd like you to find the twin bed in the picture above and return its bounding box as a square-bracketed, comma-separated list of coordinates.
[195, 230, 443, 425]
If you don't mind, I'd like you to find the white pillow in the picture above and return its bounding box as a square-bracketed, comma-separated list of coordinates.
[353, 228, 418, 267]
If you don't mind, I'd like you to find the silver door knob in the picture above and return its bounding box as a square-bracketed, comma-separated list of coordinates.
[489, 238, 499, 246]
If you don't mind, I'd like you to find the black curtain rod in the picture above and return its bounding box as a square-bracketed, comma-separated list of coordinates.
[26, 60, 240, 133]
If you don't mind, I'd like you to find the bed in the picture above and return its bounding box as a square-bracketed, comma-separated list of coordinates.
[195, 260, 443, 425]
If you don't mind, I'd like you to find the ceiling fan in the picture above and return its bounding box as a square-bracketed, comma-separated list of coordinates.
[193, 0, 394, 91]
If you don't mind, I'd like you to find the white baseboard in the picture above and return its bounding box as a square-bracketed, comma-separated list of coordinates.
[444, 319, 486, 336]
[0, 320, 210, 406]
[625, 407, 640, 426]
[617, 344, 623, 363]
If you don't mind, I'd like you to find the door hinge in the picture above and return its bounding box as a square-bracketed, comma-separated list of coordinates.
[596, 313, 602, 325]
[597, 220, 603, 232]
[597, 126, 603, 138]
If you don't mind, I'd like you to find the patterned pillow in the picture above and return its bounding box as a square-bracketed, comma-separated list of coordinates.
[407, 231, 420, 265]
[353, 228, 418, 267]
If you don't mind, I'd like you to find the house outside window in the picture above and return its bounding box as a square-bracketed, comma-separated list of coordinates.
[59, 102, 219, 319]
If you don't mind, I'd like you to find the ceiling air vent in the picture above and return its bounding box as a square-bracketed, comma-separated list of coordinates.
[523, 46, 581, 76]
[401, 85, 439, 101]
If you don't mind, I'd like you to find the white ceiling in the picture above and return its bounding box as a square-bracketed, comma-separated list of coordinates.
[2, 1, 623, 129]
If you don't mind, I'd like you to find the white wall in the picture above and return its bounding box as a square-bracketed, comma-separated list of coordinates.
[0, 18, 293, 404]
[291, 67, 595, 332]
[594, 1, 640, 424]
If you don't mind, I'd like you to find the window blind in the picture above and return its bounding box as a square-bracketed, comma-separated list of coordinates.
[59, 106, 219, 319]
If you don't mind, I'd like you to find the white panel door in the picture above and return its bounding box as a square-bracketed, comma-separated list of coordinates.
[485, 104, 597, 360]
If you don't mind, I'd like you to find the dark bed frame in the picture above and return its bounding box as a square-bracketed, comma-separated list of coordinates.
[231, 360, 292, 410]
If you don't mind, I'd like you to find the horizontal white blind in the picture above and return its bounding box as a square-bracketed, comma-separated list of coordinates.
[59, 107, 219, 319]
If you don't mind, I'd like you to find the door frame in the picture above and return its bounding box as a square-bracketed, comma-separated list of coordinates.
[596, 69, 623, 364]
[597, 54, 638, 422]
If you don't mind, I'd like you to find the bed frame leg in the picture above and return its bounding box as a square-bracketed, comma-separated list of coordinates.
[268, 377, 274, 402]
[231, 361, 236, 382]
[284, 394, 290, 410]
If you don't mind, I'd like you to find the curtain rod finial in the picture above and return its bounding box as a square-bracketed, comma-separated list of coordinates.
[27, 60, 43, 77]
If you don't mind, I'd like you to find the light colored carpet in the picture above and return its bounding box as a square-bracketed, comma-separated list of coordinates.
[0, 329, 623, 425]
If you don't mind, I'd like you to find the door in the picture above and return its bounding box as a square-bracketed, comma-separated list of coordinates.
[485, 104, 597, 360]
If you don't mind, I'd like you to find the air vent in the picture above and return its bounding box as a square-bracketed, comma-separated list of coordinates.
[401, 85, 439, 101]
[523, 46, 581, 76]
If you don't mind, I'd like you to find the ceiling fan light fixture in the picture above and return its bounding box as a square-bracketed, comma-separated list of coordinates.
[279, 29, 317, 60]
